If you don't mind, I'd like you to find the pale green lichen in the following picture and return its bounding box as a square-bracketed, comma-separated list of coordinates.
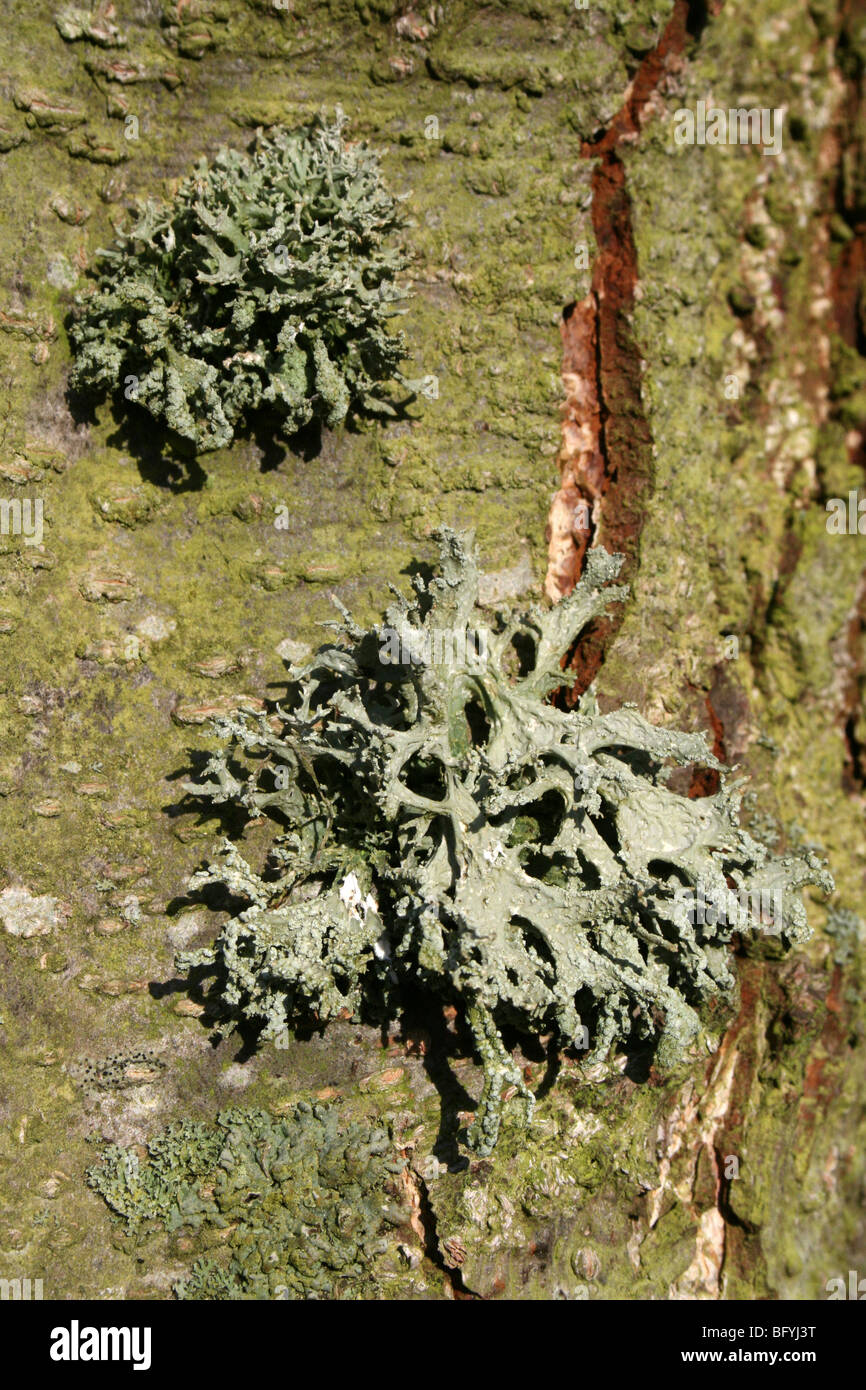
[179, 530, 833, 1154]
[87, 1102, 405, 1299]
[67, 111, 413, 452]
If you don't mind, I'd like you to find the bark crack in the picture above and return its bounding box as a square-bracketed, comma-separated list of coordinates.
[403, 1163, 483, 1299]
[546, 0, 705, 700]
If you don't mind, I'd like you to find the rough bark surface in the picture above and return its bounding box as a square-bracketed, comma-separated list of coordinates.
[0, 0, 864, 1300]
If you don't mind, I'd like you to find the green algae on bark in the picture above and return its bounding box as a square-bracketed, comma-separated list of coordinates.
[178, 528, 833, 1155]
[67, 111, 414, 452]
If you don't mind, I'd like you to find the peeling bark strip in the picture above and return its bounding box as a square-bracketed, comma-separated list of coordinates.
[546, 0, 698, 697]
[584, 154, 653, 565]
[545, 293, 602, 600]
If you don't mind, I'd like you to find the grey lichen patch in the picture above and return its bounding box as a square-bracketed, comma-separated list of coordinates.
[179, 530, 832, 1154]
[86, 1102, 408, 1299]
[823, 905, 866, 971]
[71, 1049, 167, 1094]
[0, 885, 68, 937]
[67, 111, 414, 453]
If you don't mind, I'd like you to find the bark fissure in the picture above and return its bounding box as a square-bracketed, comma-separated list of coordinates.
[546, 0, 702, 702]
[411, 1165, 483, 1300]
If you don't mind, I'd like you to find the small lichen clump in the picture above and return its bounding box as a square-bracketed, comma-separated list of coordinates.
[180, 530, 832, 1153]
[87, 1103, 406, 1299]
[68, 112, 412, 452]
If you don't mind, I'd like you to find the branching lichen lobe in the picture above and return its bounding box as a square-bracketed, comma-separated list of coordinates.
[87, 1103, 406, 1299]
[67, 111, 413, 452]
[179, 531, 832, 1154]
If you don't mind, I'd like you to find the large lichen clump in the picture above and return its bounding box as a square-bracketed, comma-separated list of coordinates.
[87, 1103, 406, 1299]
[180, 530, 832, 1154]
[67, 111, 412, 452]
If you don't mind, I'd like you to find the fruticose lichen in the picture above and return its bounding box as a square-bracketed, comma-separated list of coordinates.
[67, 111, 413, 452]
[87, 1103, 406, 1299]
[179, 530, 833, 1154]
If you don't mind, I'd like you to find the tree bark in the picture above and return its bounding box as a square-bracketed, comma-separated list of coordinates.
[0, 0, 863, 1301]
